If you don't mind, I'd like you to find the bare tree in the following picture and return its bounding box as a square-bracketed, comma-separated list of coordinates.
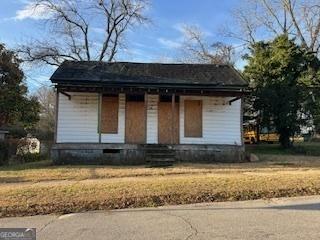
[227, 0, 320, 140]
[225, 0, 320, 54]
[179, 25, 236, 65]
[18, 0, 150, 66]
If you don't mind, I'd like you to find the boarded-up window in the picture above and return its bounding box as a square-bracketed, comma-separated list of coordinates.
[184, 100, 202, 137]
[125, 101, 146, 143]
[101, 95, 119, 134]
[158, 102, 179, 144]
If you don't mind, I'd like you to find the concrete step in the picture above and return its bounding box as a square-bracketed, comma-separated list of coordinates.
[144, 145, 176, 167]
[146, 155, 175, 159]
[144, 145, 174, 150]
[145, 152, 175, 156]
[145, 152, 175, 157]
[145, 149, 175, 153]
[146, 157, 175, 162]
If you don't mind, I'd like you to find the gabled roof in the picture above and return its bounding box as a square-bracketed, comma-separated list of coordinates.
[50, 61, 248, 88]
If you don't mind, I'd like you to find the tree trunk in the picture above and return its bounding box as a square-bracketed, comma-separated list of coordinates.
[279, 131, 292, 148]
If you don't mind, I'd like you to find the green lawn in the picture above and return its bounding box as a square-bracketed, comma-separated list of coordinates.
[246, 142, 320, 156]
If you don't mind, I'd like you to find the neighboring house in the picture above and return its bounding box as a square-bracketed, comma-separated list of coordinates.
[50, 61, 248, 165]
[0, 130, 9, 141]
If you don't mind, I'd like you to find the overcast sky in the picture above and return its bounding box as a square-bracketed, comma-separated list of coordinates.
[0, 0, 243, 92]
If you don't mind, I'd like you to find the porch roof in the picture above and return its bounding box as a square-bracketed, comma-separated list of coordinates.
[51, 61, 248, 91]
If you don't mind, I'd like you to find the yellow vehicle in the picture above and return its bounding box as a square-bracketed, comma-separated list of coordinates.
[243, 125, 258, 144]
[244, 130, 257, 144]
[244, 126, 304, 144]
[259, 127, 279, 143]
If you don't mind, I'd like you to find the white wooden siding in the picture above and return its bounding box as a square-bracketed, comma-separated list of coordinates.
[57, 92, 99, 143]
[179, 96, 241, 145]
[57, 93, 241, 145]
[101, 94, 126, 143]
[146, 95, 159, 143]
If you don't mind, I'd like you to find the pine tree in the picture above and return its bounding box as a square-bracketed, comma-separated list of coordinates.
[0, 43, 40, 129]
[244, 35, 320, 148]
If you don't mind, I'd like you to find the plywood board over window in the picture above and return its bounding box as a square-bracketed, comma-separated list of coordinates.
[184, 100, 202, 137]
[125, 94, 146, 144]
[101, 95, 119, 134]
[158, 97, 179, 144]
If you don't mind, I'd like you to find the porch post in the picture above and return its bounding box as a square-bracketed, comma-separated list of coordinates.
[54, 89, 59, 144]
[171, 93, 175, 144]
[98, 92, 102, 143]
[240, 96, 244, 146]
[144, 92, 148, 144]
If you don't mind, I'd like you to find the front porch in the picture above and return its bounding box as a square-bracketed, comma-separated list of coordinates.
[55, 90, 243, 142]
[52, 88, 245, 164]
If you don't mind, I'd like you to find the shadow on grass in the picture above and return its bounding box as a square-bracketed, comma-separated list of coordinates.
[0, 176, 25, 183]
[0, 160, 54, 171]
[0, 160, 148, 172]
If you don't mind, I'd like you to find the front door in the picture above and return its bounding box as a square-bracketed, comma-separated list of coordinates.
[158, 101, 179, 144]
[125, 97, 146, 144]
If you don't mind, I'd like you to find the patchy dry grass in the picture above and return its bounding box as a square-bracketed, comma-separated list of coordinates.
[1, 170, 320, 217]
[1, 155, 320, 184]
[1, 155, 320, 217]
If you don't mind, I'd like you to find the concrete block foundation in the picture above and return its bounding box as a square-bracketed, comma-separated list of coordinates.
[51, 143, 245, 165]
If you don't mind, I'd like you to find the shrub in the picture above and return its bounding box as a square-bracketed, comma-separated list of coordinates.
[18, 153, 42, 163]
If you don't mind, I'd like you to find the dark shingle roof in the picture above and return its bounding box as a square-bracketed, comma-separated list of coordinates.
[50, 61, 248, 88]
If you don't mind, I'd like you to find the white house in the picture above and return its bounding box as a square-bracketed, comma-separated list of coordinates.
[50, 61, 248, 165]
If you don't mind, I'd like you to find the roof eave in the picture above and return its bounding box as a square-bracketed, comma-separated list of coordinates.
[51, 79, 248, 89]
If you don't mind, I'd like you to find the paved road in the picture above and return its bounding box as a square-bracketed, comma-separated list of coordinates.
[1, 196, 320, 240]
